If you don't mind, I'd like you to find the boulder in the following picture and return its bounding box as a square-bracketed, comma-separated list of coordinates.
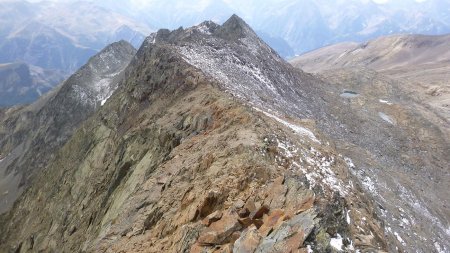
[198, 213, 242, 245]
[258, 209, 285, 236]
[233, 225, 262, 253]
[202, 211, 223, 226]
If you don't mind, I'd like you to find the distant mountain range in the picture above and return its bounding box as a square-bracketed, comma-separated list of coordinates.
[0, 62, 64, 106]
[93, 0, 450, 55]
[1, 0, 450, 106]
[0, 0, 150, 72]
[3, 0, 449, 64]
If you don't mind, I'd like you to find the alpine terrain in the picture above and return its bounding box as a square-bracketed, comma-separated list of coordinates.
[0, 15, 448, 253]
[0, 0, 151, 106]
[291, 33, 450, 253]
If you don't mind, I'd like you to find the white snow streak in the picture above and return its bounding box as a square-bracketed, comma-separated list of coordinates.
[362, 176, 377, 194]
[394, 232, 406, 246]
[255, 108, 320, 144]
[379, 99, 393, 105]
[330, 233, 344, 251]
[378, 112, 395, 125]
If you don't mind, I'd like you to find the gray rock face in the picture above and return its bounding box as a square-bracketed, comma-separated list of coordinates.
[0, 40, 136, 214]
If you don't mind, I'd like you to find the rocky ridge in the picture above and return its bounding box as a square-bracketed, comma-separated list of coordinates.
[0, 15, 447, 253]
[0, 15, 388, 253]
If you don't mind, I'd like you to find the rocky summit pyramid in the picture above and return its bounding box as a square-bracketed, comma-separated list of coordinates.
[0, 15, 448, 253]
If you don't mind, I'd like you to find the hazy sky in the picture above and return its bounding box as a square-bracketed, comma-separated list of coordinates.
[27, 0, 430, 3]
[372, 0, 428, 2]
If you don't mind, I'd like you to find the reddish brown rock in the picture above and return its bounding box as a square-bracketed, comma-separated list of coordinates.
[198, 191, 222, 219]
[243, 199, 257, 214]
[212, 243, 233, 253]
[230, 231, 241, 244]
[266, 176, 288, 209]
[233, 225, 262, 253]
[197, 213, 242, 245]
[258, 209, 285, 236]
[202, 211, 223, 226]
[238, 217, 264, 229]
[284, 230, 305, 251]
[293, 194, 315, 216]
[190, 242, 204, 253]
[238, 217, 253, 228]
[249, 204, 270, 220]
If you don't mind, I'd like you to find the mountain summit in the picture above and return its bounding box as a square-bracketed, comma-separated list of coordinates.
[0, 15, 448, 253]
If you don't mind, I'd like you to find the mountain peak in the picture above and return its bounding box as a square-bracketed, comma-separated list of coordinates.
[216, 14, 256, 41]
[98, 40, 136, 57]
[142, 15, 258, 48]
[224, 13, 246, 26]
[59, 40, 136, 109]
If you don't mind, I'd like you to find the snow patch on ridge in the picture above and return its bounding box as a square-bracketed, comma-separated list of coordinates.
[178, 44, 277, 95]
[72, 68, 122, 107]
[273, 137, 349, 197]
[193, 22, 214, 35]
[254, 108, 320, 144]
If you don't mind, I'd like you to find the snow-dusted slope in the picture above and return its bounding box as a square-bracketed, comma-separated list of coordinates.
[143, 16, 329, 124]
[67, 41, 136, 107]
[0, 40, 136, 214]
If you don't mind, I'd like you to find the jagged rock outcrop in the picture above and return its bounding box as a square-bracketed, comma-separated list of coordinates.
[0, 15, 447, 253]
[0, 40, 136, 213]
